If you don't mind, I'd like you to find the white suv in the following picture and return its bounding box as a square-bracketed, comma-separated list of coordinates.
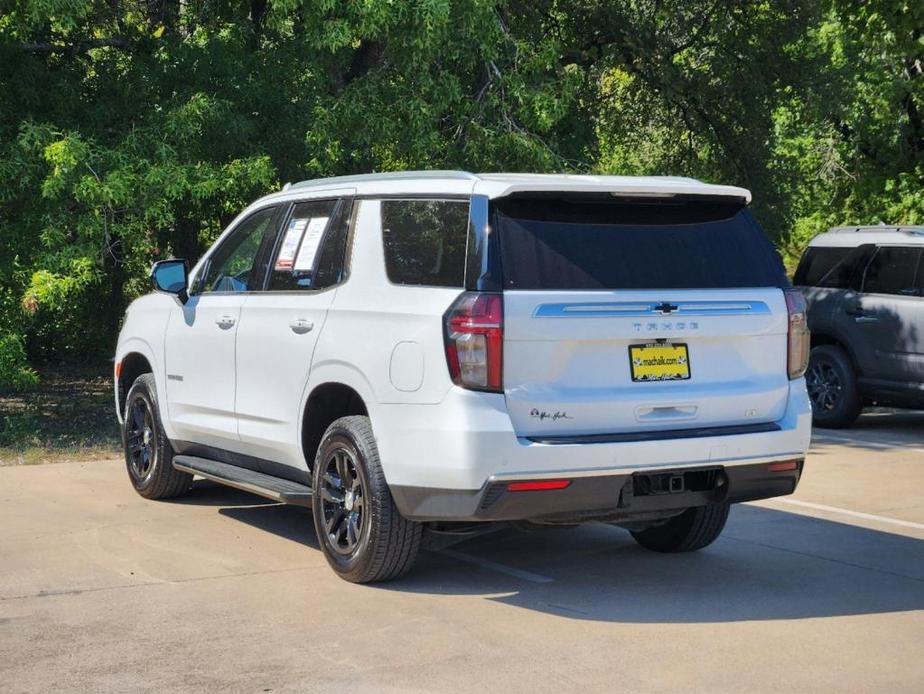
[114, 171, 812, 583]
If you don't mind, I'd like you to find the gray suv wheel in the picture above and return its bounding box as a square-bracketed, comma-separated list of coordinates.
[806, 345, 862, 428]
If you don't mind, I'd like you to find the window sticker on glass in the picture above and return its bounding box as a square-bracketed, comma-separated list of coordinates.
[293, 217, 329, 272]
[276, 218, 308, 270]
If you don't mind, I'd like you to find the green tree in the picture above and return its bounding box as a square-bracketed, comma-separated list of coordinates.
[0, 0, 921, 385]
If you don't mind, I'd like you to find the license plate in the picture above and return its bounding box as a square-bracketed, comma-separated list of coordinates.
[629, 343, 691, 382]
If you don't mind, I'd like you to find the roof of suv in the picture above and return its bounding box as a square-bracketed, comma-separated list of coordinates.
[262, 170, 752, 204]
[809, 225, 924, 248]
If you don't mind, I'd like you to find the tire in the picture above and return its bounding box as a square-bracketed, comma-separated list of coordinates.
[311, 415, 422, 583]
[806, 345, 862, 429]
[122, 373, 192, 500]
[630, 502, 730, 553]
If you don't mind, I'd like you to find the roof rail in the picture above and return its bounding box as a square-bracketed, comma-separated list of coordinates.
[829, 225, 924, 235]
[288, 170, 478, 191]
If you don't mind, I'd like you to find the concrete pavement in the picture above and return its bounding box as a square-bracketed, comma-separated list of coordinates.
[1, 411, 923, 693]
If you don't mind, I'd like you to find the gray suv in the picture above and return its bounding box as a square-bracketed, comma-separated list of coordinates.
[794, 226, 924, 427]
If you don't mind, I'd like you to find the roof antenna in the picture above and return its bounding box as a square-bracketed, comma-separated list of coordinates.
[282, 182, 292, 191]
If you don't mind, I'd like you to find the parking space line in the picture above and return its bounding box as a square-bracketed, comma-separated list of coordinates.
[811, 434, 924, 453]
[770, 498, 924, 532]
[437, 548, 555, 584]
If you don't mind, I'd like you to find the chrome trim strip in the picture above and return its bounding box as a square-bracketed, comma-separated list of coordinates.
[487, 453, 806, 483]
[533, 300, 771, 318]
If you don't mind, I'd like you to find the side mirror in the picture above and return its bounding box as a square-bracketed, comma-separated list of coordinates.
[151, 259, 189, 305]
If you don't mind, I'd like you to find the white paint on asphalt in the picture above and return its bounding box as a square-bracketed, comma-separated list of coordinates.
[437, 548, 555, 584]
[770, 498, 924, 532]
[812, 433, 924, 453]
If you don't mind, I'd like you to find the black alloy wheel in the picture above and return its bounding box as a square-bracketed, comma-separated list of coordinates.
[319, 446, 366, 555]
[806, 359, 842, 413]
[805, 345, 862, 428]
[121, 373, 192, 499]
[311, 415, 422, 583]
[126, 394, 157, 485]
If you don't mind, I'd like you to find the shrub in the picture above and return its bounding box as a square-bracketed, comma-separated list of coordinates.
[0, 333, 39, 392]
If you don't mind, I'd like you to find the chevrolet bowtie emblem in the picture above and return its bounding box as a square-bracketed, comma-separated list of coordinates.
[654, 302, 679, 314]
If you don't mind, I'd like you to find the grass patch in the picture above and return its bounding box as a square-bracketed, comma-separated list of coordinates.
[0, 365, 120, 466]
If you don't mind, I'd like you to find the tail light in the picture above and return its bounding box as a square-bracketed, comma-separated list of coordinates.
[785, 289, 810, 379]
[443, 292, 503, 392]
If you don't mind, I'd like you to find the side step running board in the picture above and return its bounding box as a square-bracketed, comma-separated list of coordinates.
[173, 456, 313, 507]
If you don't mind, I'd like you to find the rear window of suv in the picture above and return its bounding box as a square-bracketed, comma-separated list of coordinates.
[492, 196, 788, 290]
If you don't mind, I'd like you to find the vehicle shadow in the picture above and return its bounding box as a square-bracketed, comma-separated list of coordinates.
[170, 479, 282, 508]
[400, 505, 924, 623]
[176, 482, 924, 624]
[170, 480, 322, 550]
[218, 504, 322, 551]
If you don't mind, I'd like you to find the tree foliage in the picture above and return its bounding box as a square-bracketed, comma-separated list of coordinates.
[0, 0, 921, 386]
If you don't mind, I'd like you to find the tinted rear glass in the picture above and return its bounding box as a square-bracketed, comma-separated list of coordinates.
[493, 196, 787, 290]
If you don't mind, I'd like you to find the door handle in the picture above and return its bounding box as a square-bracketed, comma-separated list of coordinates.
[289, 318, 314, 334]
[845, 305, 878, 323]
[215, 315, 236, 329]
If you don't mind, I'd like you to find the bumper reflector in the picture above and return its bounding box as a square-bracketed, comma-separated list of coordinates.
[767, 460, 800, 472]
[507, 479, 571, 492]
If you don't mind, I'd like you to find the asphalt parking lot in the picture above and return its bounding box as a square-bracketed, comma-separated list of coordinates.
[2, 411, 923, 693]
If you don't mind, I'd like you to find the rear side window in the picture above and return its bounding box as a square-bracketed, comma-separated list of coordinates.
[268, 199, 338, 290]
[381, 200, 469, 287]
[862, 246, 922, 296]
[314, 199, 354, 289]
[492, 196, 788, 290]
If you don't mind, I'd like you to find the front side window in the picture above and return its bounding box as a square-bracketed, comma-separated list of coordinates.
[199, 206, 278, 293]
[381, 199, 469, 287]
[862, 246, 923, 296]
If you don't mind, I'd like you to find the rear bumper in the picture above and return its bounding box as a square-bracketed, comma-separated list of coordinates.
[391, 459, 803, 522]
[375, 379, 811, 520]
